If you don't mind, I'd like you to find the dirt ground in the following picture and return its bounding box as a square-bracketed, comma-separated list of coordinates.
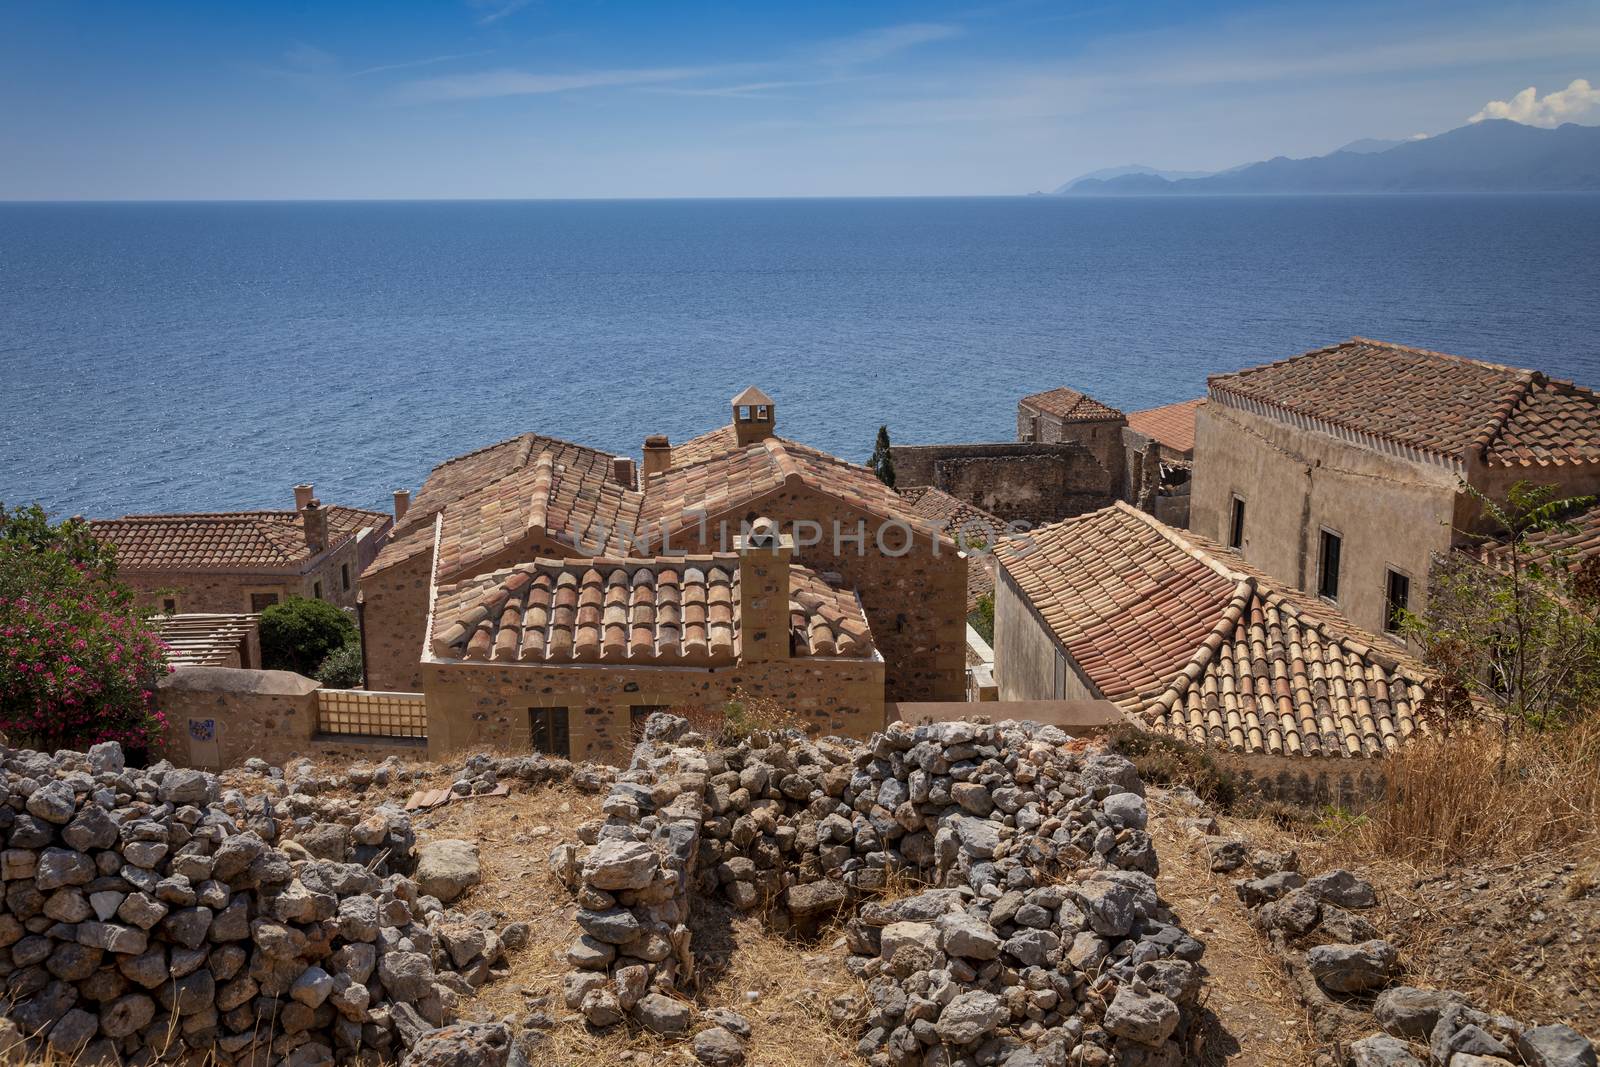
[1146, 790, 1318, 1067]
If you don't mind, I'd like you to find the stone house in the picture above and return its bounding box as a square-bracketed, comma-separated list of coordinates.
[993, 502, 1429, 759]
[1124, 398, 1202, 528]
[1017, 387, 1127, 477]
[1190, 338, 1600, 638]
[361, 389, 968, 707]
[421, 524, 885, 763]
[91, 485, 393, 616]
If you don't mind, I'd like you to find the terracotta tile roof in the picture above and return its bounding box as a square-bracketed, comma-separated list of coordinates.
[899, 486, 1008, 547]
[639, 438, 937, 549]
[1020, 388, 1124, 423]
[995, 502, 1428, 758]
[433, 452, 643, 583]
[369, 433, 625, 574]
[92, 507, 384, 572]
[1480, 502, 1600, 571]
[1126, 398, 1203, 456]
[429, 555, 873, 665]
[1209, 338, 1600, 468]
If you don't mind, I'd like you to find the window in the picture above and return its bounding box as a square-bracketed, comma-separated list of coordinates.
[162, 598, 177, 615]
[630, 705, 671, 738]
[249, 592, 279, 613]
[737, 405, 751, 421]
[755, 405, 769, 421]
[1318, 529, 1342, 601]
[1228, 496, 1246, 550]
[341, 563, 351, 592]
[530, 708, 570, 757]
[312, 581, 324, 601]
[1385, 569, 1411, 633]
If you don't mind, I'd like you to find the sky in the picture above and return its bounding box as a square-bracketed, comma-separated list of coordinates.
[1, 0, 1597, 199]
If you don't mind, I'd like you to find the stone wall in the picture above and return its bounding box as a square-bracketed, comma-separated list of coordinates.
[548, 714, 1207, 1065]
[157, 667, 423, 771]
[359, 546, 435, 693]
[891, 442, 1119, 528]
[674, 482, 968, 703]
[421, 654, 886, 764]
[0, 740, 514, 1065]
[1017, 403, 1127, 481]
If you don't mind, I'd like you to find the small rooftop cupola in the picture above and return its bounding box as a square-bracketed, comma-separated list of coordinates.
[642, 434, 673, 482]
[735, 516, 793, 664]
[732, 386, 777, 447]
[293, 483, 315, 510]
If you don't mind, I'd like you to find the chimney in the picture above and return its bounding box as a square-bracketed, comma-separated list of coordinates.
[735, 516, 793, 664]
[612, 456, 638, 490]
[392, 489, 411, 522]
[642, 435, 673, 482]
[293, 483, 315, 510]
[731, 386, 777, 447]
[302, 499, 328, 555]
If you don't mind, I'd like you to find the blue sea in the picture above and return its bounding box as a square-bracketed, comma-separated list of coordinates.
[3, 195, 1599, 519]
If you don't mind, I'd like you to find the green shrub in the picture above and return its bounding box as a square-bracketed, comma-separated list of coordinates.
[313, 642, 363, 689]
[969, 593, 995, 645]
[258, 597, 357, 677]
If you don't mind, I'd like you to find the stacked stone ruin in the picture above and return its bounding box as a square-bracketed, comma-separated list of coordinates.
[553, 714, 1209, 1066]
[0, 740, 600, 1066]
[1206, 833, 1598, 1067]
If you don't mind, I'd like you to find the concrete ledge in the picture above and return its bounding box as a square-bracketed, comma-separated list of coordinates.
[889, 699, 1125, 736]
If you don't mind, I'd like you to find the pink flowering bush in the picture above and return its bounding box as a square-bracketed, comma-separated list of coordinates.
[0, 504, 169, 753]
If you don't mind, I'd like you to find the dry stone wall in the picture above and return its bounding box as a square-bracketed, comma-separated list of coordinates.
[0, 740, 594, 1066]
[551, 714, 1207, 1066]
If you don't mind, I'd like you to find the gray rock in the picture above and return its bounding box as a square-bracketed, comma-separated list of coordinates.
[1304, 869, 1378, 909]
[1102, 792, 1148, 830]
[1070, 881, 1136, 937]
[26, 780, 78, 825]
[415, 840, 482, 903]
[1307, 940, 1399, 993]
[158, 768, 216, 807]
[87, 741, 125, 775]
[938, 912, 1002, 960]
[784, 879, 847, 917]
[633, 992, 692, 1034]
[1517, 1024, 1598, 1067]
[581, 840, 658, 891]
[1081, 753, 1144, 797]
[576, 907, 641, 944]
[693, 1026, 747, 1067]
[1103, 985, 1180, 1046]
[402, 1022, 513, 1067]
[1373, 987, 1467, 1040]
[935, 990, 1007, 1046]
[36, 848, 95, 890]
[1349, 1034, 1424, 1067]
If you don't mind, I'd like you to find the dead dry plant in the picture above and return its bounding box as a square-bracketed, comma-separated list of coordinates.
[1358, 718, 1600, 867]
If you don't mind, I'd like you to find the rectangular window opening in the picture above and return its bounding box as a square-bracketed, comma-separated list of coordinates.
[1318, 529, 1342, 601]
[530, 707, 571, 757]
[1228, 496, 1246, 550]
[341, 562, 351, 591]
[162, 598, 177, 615]
[249, 592, 279, 613]
[1385, 569, 1410, 633]
[313, 581, 324, 601]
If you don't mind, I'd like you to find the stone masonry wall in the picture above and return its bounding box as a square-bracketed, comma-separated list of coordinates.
[549, 714, 1207, 1066]
[360, 548, 434, 693]
[422, 655, 886, 764]
[122, 537, 365, 617]
[891, 443, 1120, 528]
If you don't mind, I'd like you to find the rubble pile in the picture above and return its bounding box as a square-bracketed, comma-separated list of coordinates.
[553, 714, 1207, 1066]
[0, 740, 528, 1066]
[1206, 836, 1597, 1067]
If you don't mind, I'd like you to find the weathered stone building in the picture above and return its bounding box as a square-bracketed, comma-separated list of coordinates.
[1190, 338, 1600, 637]
[888, 441, 1120, 528]
[91, 486, 393, 615]
[361, 389, 968, 711]
[1017, 386, 1127, 475]
[1124, 397, 1202, 527]
[422, 526, 885, 762]
[993, 502, 1429, 760]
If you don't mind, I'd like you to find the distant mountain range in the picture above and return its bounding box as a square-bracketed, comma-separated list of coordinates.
[1056, 120, 1600, 195]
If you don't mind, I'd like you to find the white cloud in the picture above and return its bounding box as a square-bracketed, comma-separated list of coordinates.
[1470, 78, 1600, 126]
[468, 0, 533, 26]
[394, 65, 721, 102]
[348, 51, 495, 78]
[814, 23, 962, 66]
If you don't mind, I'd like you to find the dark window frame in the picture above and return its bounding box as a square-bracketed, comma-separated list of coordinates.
[1317, 527, 1343, 601]
[162, 597, 178, 615]
[249, 591, 280, 613]
[341, 562, 351, 592]
[530, 707, 571, 757]
[1384, 567, 1411, 633]
[1228, 495, 1246, 550]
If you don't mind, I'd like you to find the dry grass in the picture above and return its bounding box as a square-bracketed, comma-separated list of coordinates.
[1355, 719, 1600, 866]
